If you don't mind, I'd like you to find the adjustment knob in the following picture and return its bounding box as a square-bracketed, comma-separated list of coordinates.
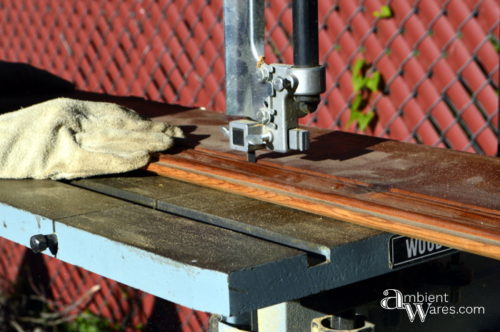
[30, 234, 58, 254]
[30, 234, 48, 253]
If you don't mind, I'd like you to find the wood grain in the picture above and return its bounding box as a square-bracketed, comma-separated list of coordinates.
[146, 148, 500, 259]
[132, 107, 500, 259]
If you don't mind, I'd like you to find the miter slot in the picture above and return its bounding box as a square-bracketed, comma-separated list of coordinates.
[71, 176, 332, 264]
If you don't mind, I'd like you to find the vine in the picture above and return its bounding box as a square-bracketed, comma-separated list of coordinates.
[348, 58, 381, 131]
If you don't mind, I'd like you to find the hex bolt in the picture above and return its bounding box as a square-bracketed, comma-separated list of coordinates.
[257, 67, 270, 83]
[256, 108, 271, 124]
[273, 77, 290, 91]
[30, 234, 58, 254]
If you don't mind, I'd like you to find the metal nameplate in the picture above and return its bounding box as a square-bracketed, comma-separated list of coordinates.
[389, 235, 455, 268]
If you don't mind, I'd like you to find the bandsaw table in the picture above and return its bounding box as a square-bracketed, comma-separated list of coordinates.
[0, 92, 499, 331]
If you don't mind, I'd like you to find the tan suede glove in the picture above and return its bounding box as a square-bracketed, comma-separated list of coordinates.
[0, 98, 183, 180]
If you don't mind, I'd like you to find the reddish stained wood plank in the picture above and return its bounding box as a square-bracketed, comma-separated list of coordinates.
[147, 108, 500, 259]
[146, 153, 500, 259]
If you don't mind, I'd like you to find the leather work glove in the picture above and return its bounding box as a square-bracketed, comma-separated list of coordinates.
[0, 98, 183, 180]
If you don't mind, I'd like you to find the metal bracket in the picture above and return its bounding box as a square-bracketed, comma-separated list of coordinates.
[223, 63, 325, 159]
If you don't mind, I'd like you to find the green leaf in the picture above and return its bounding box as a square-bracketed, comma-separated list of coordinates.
[86, 325, 99, 332]
[373, 5, 393, 19]
[347, 111, 359, 127]
[352, 59, 366, 92]
[350, 94, 364, 112]
[380, 5, 393, 18]
[353, 59, 365, 76]
[488, 34, 500, 53]
[365, 72, 381, 92]
[357, 111, 375, 131]
[352, 76, 366, 92]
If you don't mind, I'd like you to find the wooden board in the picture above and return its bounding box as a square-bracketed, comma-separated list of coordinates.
[146, 109, 500, 259]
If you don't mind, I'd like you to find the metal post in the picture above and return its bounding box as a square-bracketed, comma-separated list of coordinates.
[292, 0, 321, 113]
[293, 0, 319, 67]
[224, 0, 269, 117]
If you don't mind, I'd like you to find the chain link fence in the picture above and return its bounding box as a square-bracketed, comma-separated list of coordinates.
[1, 0, 497, 154]
[1, 0, 498, 331]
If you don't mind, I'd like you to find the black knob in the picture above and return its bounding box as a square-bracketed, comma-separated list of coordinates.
[30, 234, 48, 253]
[30, 234, 58, 254]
